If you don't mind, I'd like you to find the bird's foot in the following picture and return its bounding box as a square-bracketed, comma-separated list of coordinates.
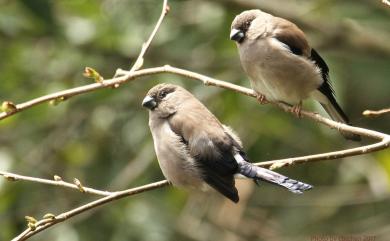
[291, 102, 302, 118]
[256, 94, 269, 104]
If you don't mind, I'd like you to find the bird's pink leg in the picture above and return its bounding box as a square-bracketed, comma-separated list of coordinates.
[291, 101, 302, 118]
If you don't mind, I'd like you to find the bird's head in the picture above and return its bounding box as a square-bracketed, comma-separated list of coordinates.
[230, 9, 268, 44]
[142, 83, 184, 118]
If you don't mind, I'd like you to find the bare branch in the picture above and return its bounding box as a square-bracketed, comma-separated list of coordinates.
[10, 131, 390, 240]
[1, 64, 389, 151]
[117, 66, 390, 140]
[128, 0, 169, 72]
[256, 137, 390, 170]
[362, 108, 390, 118]
[11, 180, 170, 241]
[0, 171, 113, 196]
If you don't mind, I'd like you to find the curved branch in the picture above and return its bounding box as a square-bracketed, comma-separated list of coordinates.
[1, 64, 389, 155]
[8, 123, 389, 241]
[11, 180, 170, 241]
[1, 65, 386, 140]
[10, 130, 390, 240]
[256, 137, 390, 169]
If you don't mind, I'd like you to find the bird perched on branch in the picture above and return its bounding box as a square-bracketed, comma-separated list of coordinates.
[142, 83, 312, 203]
[230, 9, 361, 141]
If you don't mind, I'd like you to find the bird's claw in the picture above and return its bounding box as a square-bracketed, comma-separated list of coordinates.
[256, 94, 269, 104]
[291, 103, 302, 118]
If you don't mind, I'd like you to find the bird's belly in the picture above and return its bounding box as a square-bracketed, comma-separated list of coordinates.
[254, 63, 321, 104]
[151, 122, 203, 188]
[240, 40, 323, 104]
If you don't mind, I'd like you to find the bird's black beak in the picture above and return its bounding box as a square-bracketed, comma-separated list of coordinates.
[230, 28, 245, 43]
[142, 95, 157, 110]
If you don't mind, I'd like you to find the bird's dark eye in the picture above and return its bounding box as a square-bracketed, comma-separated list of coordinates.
[244, 20, 251, 29]
[159, 91, 167, 99]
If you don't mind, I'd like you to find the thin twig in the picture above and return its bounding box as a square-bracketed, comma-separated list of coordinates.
[0, 171, 113, 196]
[128, 0, 169, 72]
[362, 108, 390, 118]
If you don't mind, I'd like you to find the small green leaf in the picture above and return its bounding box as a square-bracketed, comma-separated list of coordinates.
[28, 222, 36, 231]
[83, 67, 103, 83]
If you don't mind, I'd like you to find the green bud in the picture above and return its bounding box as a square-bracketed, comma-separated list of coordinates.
[73, 178, 85, 193]
[83, 67, 103, 83]
[1, 101, 17, 113]
[43, 213, 56, 220]
[54, 175, 63, 181]
[25, 216, 37, 224]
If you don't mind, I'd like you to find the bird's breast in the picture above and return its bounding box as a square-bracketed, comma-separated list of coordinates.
[150, 121, 203, 188]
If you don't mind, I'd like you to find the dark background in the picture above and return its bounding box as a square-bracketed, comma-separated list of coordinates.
[0, 0, 389, 240]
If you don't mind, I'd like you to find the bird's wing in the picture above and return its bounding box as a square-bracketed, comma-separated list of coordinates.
[272, 18, 351, 124]
[168, 102, 239, 202]
[272, 17, 310, 56]
[272, 18, 333, 100]
[310, 49, 361, 141]
[310, 49, 334, 100]
[309, 48, 349, 121]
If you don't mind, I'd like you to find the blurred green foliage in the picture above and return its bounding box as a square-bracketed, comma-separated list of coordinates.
[0, 0, 389, 240]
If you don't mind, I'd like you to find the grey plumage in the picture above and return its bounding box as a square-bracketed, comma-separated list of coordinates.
[142, 83, 312, 203]
[230, 9, 360, 141]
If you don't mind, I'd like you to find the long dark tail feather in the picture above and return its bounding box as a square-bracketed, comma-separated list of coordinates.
[312, 48, 362, 142]
[238, 161, 312, 194]
[320, 102, 361, 141]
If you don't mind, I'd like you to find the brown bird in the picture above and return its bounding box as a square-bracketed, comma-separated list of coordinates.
[142, 83, 312, 203]
[230, 9, 360, 141]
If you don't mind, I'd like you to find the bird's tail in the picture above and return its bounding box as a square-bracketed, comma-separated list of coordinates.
[237, 160, 312, 194]
[320, 101, 361, 141]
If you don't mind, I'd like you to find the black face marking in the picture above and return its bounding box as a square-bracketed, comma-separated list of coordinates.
[289, 46, 303, 55]
[148, 85, 176, 103]
[232, 15, 257, 35]
[242, 19, 254, 32]
[158, 90, 167, 99]
[144, 84, 177, 111]
[231, 12, 259, 44]
[156, 86, 175, 102]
